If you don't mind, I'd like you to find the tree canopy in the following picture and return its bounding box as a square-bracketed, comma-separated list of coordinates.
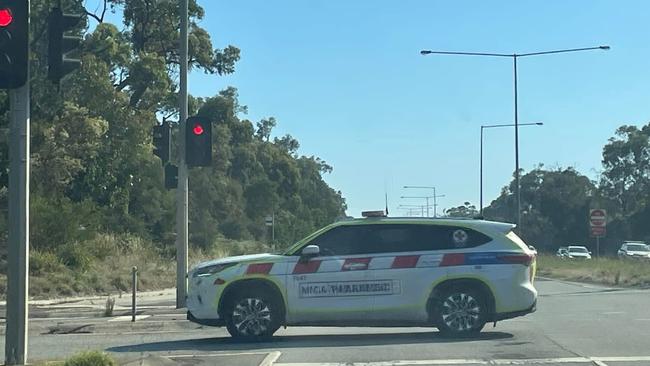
[0, 0, 346, 259]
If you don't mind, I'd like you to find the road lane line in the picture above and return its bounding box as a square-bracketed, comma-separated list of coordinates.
[593, 356, 650, 362]
[273, 356, 650, 365]
[260, 351, 282, 366]
[169, 352, 271, 358]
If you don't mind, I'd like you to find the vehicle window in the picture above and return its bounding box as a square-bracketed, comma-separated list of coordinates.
[569, 247, 588, 253]
[626, 244, 649, 251]
[307, 226, 365, 256]
[361, 224, 492, 253]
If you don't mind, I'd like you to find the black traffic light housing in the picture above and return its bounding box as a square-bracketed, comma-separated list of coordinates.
[0, 0, 29, 89]
[48, 7, 83, 84]
[185, 116, 212, 167]
[153, 121, 171, 164]
[164, 163, 178, 189]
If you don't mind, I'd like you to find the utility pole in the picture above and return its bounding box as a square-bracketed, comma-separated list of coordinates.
[432, 187, 445, 218]
[403, 186, 445, 217]
[5, 69, 30, 366]
[175, 0, 189, 308]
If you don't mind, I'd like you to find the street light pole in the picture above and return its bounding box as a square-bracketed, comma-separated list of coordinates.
[480, 122, 543, 215]
[513, 56, 520, 227]
[420, 45, 609, 228]
[176, 0, 189, 309]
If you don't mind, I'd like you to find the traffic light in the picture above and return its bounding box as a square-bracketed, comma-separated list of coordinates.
[164, 164, 178, 189]
[153, 121, 171, 164]
[0, 0, 29, 89]
[185, 116, 212, 167]
[48, 7, 83, 84]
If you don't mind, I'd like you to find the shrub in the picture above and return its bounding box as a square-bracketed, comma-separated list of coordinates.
[57, 242, 92, 271]
[63, 351, 116, 366]
[30, 251, 65, 275]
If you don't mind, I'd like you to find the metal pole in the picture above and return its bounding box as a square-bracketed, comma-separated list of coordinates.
[433, 187, 437, 218]
[596, 236, 600, 258]
[5, 82, 30, 365]
[514, 56, 521, 229]
[479, 126, 483, 216]
[175, 0, 189, 309]
[425, 197, 430, 217]
[131, 266, 138, 322]
[272, 211, 275, 251]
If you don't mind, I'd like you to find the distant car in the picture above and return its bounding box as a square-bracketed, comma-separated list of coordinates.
[566, 246, 592, 260]
[556, 247, 569, 258]
[617, 242, 650, 260]
[528, 245, 538, 256]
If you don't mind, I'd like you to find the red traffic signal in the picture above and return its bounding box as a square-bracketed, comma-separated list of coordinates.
[185, 116, 212, 167]
[0, 9, 13, 27]
[0, 1, 28, 89]
[192, 123, 204, 136]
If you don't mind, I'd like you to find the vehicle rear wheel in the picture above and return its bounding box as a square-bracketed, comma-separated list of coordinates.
[225, 289, 281, 340]
[435, 288, 487, 338]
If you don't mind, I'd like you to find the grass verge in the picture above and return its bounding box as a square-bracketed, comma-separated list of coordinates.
[0, 233, 271, 300]
[537, 254, 650, 288]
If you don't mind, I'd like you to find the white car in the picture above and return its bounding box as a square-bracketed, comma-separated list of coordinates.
[187, 214, 538, 339]
[617, 242, 650, 260]
[566, 245, 592, 259]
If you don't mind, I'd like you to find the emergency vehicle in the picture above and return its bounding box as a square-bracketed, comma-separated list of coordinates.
[187, 212, 537, 339]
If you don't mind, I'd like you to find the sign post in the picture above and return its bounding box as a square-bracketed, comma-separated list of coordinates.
[265, 214, 275, 250]
[589, 209, 607, 257]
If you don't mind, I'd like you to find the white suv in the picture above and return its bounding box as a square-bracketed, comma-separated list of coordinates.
[618, 242, 650, 260]
[187, 216, 538, 339]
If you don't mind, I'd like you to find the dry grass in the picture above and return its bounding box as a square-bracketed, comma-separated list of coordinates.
[537, 254, 650, 288]
[0, 234, 271, 300]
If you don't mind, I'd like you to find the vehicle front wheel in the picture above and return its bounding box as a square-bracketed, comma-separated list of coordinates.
[225, 290, 281, 340]
[435, 288, 487, 338]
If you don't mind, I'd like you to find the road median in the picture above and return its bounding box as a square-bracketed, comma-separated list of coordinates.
[537, 254, 650, 288]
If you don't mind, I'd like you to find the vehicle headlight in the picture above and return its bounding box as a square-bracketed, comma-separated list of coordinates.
[193, 262, 238, 277]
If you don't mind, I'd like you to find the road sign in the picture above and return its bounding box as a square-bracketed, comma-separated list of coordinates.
[589, 209, 606, 238]
[590, 226, 606, 237]
[265, 215, 273, 227]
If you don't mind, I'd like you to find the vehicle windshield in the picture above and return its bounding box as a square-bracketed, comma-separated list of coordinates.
[626, 244, 650, 252]
[569, 247, 588, 253]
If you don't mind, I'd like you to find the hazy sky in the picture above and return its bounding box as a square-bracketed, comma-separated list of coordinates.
[91, 0, 650, 217]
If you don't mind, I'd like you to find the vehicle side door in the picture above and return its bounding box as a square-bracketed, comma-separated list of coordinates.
[365, 224, 494, 322]
[285, 225, 374, 324]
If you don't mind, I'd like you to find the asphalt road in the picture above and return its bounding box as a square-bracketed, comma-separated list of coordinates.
[2, 278, 650, 366]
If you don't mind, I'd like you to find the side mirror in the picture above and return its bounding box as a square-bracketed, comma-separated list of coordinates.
[301, 245, 320, 257]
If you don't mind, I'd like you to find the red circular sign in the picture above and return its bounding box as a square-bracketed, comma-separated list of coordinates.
[192, 124, 204, 135]
[0, 9, 13, 27]
[590, 209, 606, 226]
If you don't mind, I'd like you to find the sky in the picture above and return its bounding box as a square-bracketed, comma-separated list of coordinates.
[91, 0, 650, 218]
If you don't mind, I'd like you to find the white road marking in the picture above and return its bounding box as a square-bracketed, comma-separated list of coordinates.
[107, 315, 151, 322]
[169, 352, 271, 358]
[601, 311, 624, 315]
[593, 356, 650, 362]
[273, 355, 650, 365]
[260, 351, 282, 366]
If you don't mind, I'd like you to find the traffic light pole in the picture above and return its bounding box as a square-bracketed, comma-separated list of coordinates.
[175, 0, 189, 308]
[5, 77, 30, 365]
